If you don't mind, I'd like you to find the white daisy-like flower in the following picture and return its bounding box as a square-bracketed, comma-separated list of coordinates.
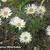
[46, 25, 50, 35]
[19, 32, 32, 44]
[36, 6, 46, 15]
[24, 4, 37, 15]
[1, 0, 7, 2]
[9, 17, 26, 30]
[0, 7, 12, 18]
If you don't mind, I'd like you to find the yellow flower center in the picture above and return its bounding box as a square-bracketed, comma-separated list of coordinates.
[3, 11, 8, 16]
[24, 36, 28, 40]
[16, 22, 21, 27]
[28, 7, 33, 12]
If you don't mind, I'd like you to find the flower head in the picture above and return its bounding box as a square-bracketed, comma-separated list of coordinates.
[1, 0, 7, 2]
[36, 6, 46, 15]
[9, 17, 26, 30]
[0, 7, 12, 18]
[24, 4, 37, 15]
[46, 25, 50, 36]
[19, 32, 32, 44]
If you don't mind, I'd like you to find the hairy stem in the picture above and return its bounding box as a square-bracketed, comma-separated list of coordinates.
[40, 0, 45, 6]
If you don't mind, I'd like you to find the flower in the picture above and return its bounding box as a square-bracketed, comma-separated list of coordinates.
[9, 17, 26, 30]
[24, 4, 37, 15]
[0, 7, 12, 18]
[19, 32, 32, 44]
[36, 6, 46, 15]
[46, 25, 50, 36]
[1, 0, 7, 2]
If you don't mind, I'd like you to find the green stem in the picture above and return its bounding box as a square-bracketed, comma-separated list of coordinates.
[19, 0, 29, 11]
[40, 0, 45, 6]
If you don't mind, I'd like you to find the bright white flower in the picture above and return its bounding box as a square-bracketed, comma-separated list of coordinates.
[0, 18, 2, 25]
[0, 7, 12, 18]
[1, 0, 7, 2]
[19, 32, 32, 44]
[46, 25, 50, 35]
[36, 6, 46, 15]
[24, 4, 37, 15]
[9, 17, 26, 30]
